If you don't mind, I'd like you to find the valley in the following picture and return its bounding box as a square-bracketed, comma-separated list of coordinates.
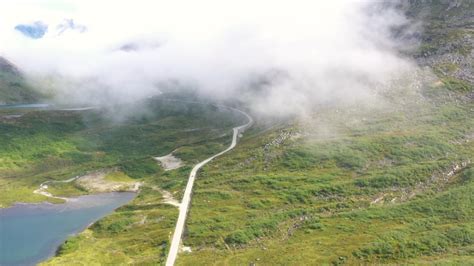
[0, 1, 473, 265]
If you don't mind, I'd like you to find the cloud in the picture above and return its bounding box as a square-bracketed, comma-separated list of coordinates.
[0, 0, 420, 117]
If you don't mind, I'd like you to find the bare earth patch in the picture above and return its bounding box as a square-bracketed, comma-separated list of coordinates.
[151, 186, 180, 207]
[33, 185, 69, 201]
[154, 152, 184, 171]
[76, 171, 142, 193]
[33, 176, 80, 202]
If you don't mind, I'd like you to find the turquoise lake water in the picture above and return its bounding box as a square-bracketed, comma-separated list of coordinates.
[0, 192, 135, 265]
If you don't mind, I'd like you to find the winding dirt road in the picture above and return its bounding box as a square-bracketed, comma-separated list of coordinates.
[165, 106, 253, 266]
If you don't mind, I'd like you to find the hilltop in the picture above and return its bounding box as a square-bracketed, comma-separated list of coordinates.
[0, 56, 41, 104]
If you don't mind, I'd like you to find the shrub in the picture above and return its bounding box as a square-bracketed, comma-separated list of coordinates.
[57, 236, 82, 255]
[333, 152, 366, 170]
[225, 230, 251, 245]
[63, 151, 93, 163]
[106, 219, 133, 234]
[119, 158, 160, 179]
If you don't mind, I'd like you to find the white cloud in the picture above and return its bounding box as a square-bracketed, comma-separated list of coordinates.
[0, 0, 418, 116]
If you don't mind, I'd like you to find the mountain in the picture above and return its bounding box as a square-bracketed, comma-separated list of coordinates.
[0, 57, 21, 76]
[0, 57, 41, 104]
[42, 2, 473, 264]
[405, 0, 473, 89]
[1, 2, 472, 265]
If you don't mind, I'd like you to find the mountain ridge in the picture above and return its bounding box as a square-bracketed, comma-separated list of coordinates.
[0, 56, 41, 104]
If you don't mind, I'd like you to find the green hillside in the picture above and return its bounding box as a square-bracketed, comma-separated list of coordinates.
[43, 2, 473, 265]
[0, 57, 41, 104]
[0, 1, 472, 265]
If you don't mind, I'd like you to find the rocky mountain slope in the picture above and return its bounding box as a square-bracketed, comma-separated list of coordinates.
[406, 0, 473, 88]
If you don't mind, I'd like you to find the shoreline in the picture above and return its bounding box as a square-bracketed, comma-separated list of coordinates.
[0, 192, 137, 266]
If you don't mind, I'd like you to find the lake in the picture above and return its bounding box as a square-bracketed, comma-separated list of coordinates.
[0, 103, 50, 109]
[0, 192, 135, 266]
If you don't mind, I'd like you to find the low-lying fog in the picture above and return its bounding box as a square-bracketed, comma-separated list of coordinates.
[0, 0, 423, 118]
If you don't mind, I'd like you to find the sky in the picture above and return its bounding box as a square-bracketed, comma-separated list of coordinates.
[0, 0, 420, 117]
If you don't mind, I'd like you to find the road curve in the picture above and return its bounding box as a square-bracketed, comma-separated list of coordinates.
[165, 106, 253, 266]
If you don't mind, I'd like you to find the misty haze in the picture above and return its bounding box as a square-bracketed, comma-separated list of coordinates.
[0, 1, 473, 265]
